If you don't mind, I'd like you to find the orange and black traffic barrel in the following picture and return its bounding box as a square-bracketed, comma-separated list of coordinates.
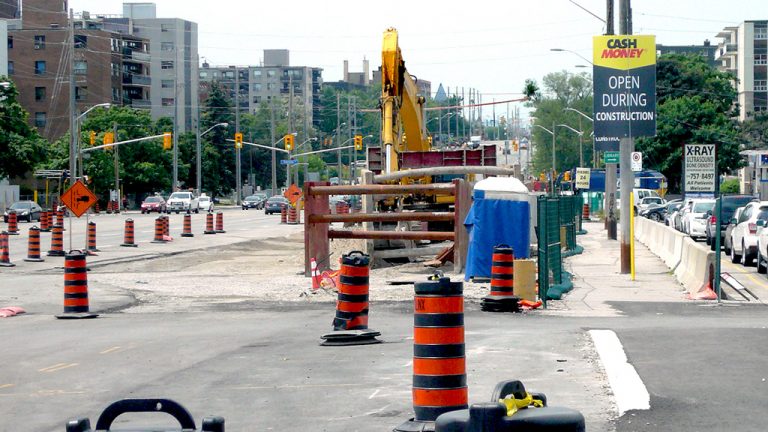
[320, 251, 381, 346]
[40, 211, 51, 232]
[395, 274, 468, 431]
[86, 221, 99, 253]
[181, 214, 194, 237]
[162, 216, 170, 238]
[121, 219, 138, 247]
[7, 212, 19, 235]
[482, 244, 521, 313]
[215, 211, 226, 233]
[0, 231, 14, 267]
[24, 226, 44, 262]
[56, 209, 64, 227]
[47, 224, 65, 257]
[280, 206, 287, 224]
[151, 217, 166, 243]
[56, 250, 98, 319]
[204, 213, 216, 234]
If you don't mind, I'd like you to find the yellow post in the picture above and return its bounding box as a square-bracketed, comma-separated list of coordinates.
[630, 193, 636, 281]
[33, 190, 38, 205]
[45, 179, 49, 208]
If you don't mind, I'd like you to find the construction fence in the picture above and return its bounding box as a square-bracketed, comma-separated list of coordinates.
[537, 194, 584, 307]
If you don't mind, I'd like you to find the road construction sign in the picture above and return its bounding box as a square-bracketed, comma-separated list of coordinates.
[284, 184, 303, 205]
[60, 180, 97, 218]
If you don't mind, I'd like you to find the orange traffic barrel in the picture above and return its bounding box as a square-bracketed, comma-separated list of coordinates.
[181, 214, 194, 237]
[40, 211, 51, 232]
[321, 251, 381, 346]
[0, 231, 14, 267]
[47, 224, 65, 257]
[151, 217, 166, 243]
[482, 245, 520, 312]
[24, 226, 44, 262]
[288, 206, 297, 224]
[204, 213, 216, 235]
[215, 211, 226, 233]
[280, 206, 287, 224]
[162, 215, 170, 238]
[56, 250, 98, 319]
[395, 274, 467, 431]
[121, 219, 138, 247]
[86, 221, 99, 253]
[7, 212, 19, 235]
[582, 203, 590, 220]
[56, 209, 64, 227]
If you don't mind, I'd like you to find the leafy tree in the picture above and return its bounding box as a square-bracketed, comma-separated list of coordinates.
[0, 78, 48, 179]
[200, 82, 235, 197]
[721, 178, 740, 193]
[739, 113, 768, 150]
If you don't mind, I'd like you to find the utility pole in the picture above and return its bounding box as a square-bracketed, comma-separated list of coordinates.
[604, 0, 618, 241]
[173, 78, 179, 191]
[606, 0, 615, 35]
[195, 103, 202, 194]
[619, 0, 633, 274]
[113, 122, 120, 211]
[68, 8, 76, 184]
[336, 93, 342, 181]
[270, 100, 277, 195]
[447, 86, 451, 143]
[455, 89, 459, 143]
[347, 95, 353, 184]
[235, 67, 242, 203]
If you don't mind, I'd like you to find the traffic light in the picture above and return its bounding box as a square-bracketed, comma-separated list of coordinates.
[163, 132, 172, 150]
[539, 172, 547, 182]
[427, 136, 433, 146]
[284, 134, 294, 151]
[354, 134, 363, 151]
[103, 132, 114, 150]
[89, 131, 96, 146]
[235, 132, 243, 149]
[513, 140, 519, 152]
[564, 171, 571, 182]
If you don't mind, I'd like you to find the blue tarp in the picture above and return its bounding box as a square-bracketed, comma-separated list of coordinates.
[463, 191, 531, 281]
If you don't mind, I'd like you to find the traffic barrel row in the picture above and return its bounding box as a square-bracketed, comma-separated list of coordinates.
[7, 212, 19, 235]
[280, 207, 287, 224]
[40, 210, 51, 232]
[0, 231, 14, 267]
[24, 226, 44, 262]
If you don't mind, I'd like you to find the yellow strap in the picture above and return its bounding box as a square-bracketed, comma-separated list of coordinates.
[499, 392, 544, 416]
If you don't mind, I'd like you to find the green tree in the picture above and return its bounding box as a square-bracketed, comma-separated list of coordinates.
[200, 82, 235, 197]
[636, 54, 741, 192]
[0, 79, 48, 179]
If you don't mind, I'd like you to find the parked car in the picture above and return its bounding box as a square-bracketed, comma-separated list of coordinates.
[755, 220, 768, 273]
[140, 196, 167, 214]
[682, 199, 715, 239]
[705, 195, 755, 250]
[673, 200, 693, 232]
[3, 201, 42, 222]
[264, 196, 290, 215]
[617, 188, 662, 215]
[640, 203, 666, 222]
[728, 201, 768, 266]
[724, 207, 744, 256]
[664, 201, 684, 227]
[166, 191, 199, 214]
[242, 194, 267, 210]
[637, 196, 666, 214]
[198, 195, 214, 212]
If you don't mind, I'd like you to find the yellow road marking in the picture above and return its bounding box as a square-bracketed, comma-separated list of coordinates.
[38, 363, 78, 373]
[722, 261, 768, 290]
[0, 384, 13, 389]
[100, 346, 122, 355]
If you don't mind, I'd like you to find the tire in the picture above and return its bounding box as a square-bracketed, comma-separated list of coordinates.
[724, 237, 732, 256]
[710, 238, 717, 251]
[758, 249, 767, 274]
[742, 241, 754, 266]
[650, 213, 661, 222]
[705, 235, 711, 245]
[194, 208, 200, 214]
[730, 238, 741, 263]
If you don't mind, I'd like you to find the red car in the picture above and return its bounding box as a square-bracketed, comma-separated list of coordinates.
[140, 196, 167, 214]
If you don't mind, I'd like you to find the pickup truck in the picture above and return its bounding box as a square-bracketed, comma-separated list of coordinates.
[166, 191, 200, 214]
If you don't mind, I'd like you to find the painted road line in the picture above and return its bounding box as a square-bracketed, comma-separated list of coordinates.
[589, 329, 650, 415]
[38, 363, 78, 373]
[722, 259, 768, 291]
[0, 384, 13, 389]
[99, 346, 122, 355]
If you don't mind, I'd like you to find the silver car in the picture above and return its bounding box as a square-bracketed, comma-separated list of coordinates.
[728, 201, 768, 266]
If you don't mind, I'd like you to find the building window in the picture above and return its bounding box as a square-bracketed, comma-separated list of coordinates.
[756, 80, 768, 92]
[75, 86, 87, 101]
[7, 61, 13, 75]
[162, 98, 175, 106]
[253, 83, 262, 92]
[161, 42, 174, 51]
[199, 71, 208, 79]
[35, 87, 46, 101]
[756, 27, 767, 40]
[34, 61, 46, 75]
[74, 35, 87, 48]
[756, 54, 767, 66]
[254, 70, 262, 77]
[223, 71, 234, 79]
[161, 79, 174, 89]
[74, 61, 87, 75]
[34, 35, 45, 49]
[34, 112, 46, 128]
[267, 83, 274, 91]
[267, 70, 276, 77]
[112, 87, 120, 101]
[7, 36, 12, 49]
[161, 61, 174, 70]
[161, 23, 173, 32]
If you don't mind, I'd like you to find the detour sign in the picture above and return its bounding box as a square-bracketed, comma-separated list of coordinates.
[60, 180, 97, 218]
[284, 184, 303, 205]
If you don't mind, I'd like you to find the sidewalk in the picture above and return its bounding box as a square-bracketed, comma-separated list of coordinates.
[546, 220, 688, 317]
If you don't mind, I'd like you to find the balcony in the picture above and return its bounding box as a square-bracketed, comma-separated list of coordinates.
[720, 43, 738, 57]
[122, 48, 151, 63]
[123, 74, 151, 86]
[129, 99, 151, 109]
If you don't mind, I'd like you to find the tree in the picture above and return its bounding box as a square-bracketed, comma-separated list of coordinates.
[0, 79, 48, 179]
[636, 54, 742, 192]
[201, 82, 235, 197]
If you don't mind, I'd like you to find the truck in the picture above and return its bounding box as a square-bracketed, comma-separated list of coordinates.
[166, 191, 200, 214]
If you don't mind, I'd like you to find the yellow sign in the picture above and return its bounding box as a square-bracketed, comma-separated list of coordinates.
[593, 35, 656, 70]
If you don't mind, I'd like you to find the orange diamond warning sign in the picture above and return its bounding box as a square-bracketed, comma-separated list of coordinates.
[60, 180, 97, 218]
[284, 184, 303, 205]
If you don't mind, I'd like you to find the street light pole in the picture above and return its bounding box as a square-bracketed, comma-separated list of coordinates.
[75, 102, 111, 180]
[195, 122, 229, 193]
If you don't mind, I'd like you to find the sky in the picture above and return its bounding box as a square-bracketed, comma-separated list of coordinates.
[68, 0, 762, 105]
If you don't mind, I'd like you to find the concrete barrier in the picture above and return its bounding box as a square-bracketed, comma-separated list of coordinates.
[673, 237, 715, 296]
[635, 217, 685, 270]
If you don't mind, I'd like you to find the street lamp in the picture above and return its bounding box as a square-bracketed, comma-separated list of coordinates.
[564, 108, 594, 167]
[196, 122, 228, 194]
[558, 123, 585, 168]
[75, 102, 111, 179]
[550, 48, 594, 66]
[429, 112, 454, 145]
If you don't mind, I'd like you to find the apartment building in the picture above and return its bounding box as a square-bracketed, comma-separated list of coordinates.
[716, 21, 768, 120]
[657, 40, 718, 67]
[199, 50, 323, 127]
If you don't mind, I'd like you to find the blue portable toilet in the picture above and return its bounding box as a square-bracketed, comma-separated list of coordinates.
[464, 177, 531, 281]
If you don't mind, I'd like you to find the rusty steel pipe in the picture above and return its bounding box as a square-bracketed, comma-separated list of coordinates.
[329, 230, 454, 241]
[310, 212, 454, 224]
[308, 183, 456, 196]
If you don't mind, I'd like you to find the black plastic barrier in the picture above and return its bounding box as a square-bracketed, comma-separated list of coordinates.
[65, 399, 224, 432]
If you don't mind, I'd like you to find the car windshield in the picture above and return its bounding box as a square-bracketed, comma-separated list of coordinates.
[267, 197, 285, 203]
[144, 197, 161, 203]
[722, 197, 754, 218]
[758, 208, 768, 221]
[245, 196, 258, 201]
[693, 202, 715, 213]
[169, 193, 190, 199]
[199, 197, 210, 202]
[10, 202, 31, 209]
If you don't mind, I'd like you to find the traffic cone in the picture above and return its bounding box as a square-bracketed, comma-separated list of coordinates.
[280, 207, 287, 224]
[181, 214, 194, 237]
[151, 217, 166, 243]
[55, 209, 64, 227]
[40, 211, 51, 232]
[23, 226, 44, 262]
[204, 213, 216, 234]
[482, 244, 520, 312]
[7, 212, 19, 235]
[86, 221, 99, 254]
[47, 224, 65, 257]
[215, 211, 226, 233]
[0, 231, 15, 267]
[121, 219, 138, 247]
[310, 258, 321, 290]
[56, 250, 98, 319]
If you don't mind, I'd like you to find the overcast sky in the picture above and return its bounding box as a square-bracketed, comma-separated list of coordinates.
[69, 0, 760, 102]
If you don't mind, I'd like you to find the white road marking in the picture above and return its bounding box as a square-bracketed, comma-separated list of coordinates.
[589, 329, 650, 415]
[368, 389, 380, 399]
[38, 363, 79, 373]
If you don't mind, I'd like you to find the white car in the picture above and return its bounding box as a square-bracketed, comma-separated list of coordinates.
[638, 196, 666, 213]
[166, 191, 200, 214]
[198, 195, 214, 212]
[755, 220, 768, 274]
[729, 201, 768, 266]
[682, 199, 715, 239]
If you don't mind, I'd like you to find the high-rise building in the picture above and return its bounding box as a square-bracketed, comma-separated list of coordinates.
[198, 51, 323, 128]
[716, 21, 768, 121]
[657, 40, 717, 67]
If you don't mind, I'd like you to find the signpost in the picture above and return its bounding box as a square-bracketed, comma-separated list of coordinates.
[683, 143, 717, 199]
[575, 168, 591, 190]
[284, 183, 303, 205]
[631, 152, 642, 172]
